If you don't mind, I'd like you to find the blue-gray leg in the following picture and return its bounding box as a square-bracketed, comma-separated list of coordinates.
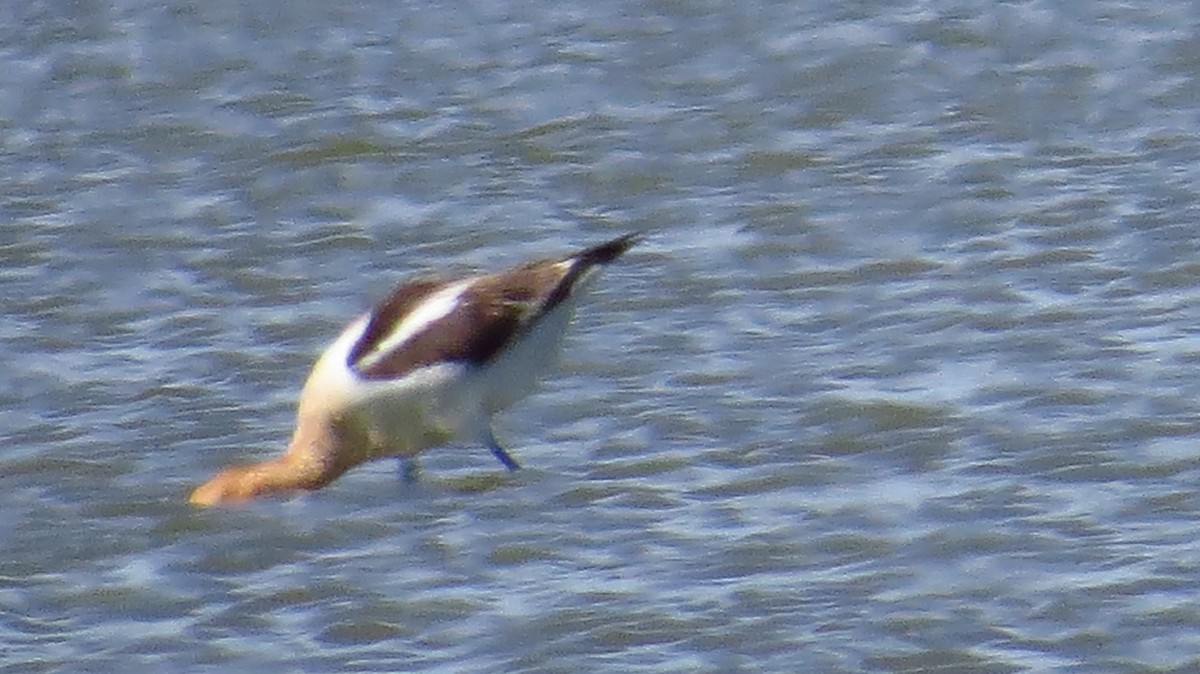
[398, 457, 421, 483]
[485, 429, 521, 471]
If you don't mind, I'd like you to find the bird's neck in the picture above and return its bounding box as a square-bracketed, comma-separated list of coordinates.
[189, 417, 347, 505]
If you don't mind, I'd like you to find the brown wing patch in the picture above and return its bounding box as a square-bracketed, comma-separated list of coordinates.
[352, 263, 568, 380]
[347, 277, 447, 373]
[348, 233, 637, 381]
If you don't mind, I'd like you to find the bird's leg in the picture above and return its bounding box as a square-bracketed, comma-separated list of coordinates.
[398, 457, 421, 484]
[484, 428, 521, 471]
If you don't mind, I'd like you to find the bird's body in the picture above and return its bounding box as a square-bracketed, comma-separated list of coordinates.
[189, 233, 638, 506]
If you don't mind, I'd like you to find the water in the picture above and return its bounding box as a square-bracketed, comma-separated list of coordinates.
[4, 0, 1200, 671]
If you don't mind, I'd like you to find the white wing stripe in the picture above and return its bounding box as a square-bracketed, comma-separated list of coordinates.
[355, 279, 473, 372]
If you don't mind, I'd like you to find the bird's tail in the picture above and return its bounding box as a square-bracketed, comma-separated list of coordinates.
[544, 232, 640, 309]
[571, 232, 641, 267]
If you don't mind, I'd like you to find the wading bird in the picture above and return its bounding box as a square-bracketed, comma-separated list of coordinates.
[189, 233, 639, 506]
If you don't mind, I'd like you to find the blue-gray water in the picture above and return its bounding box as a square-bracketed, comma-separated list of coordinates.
[4, 1, 1200, 672]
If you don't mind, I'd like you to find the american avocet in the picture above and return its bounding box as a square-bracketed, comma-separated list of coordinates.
[189, 233, 639, 506]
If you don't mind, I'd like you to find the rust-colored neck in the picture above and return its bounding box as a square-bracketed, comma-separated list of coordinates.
[189, 416, 349, 506]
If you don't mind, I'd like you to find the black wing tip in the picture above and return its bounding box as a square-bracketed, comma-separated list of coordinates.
[574, 232, 642, 266]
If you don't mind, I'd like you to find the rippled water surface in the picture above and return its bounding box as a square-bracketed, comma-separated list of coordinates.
[5, 1, 1200, 672]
